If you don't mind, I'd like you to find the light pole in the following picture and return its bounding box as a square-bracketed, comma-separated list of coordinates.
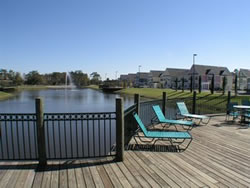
[138, 65, 141, 87]
[193, 54, 197, 91]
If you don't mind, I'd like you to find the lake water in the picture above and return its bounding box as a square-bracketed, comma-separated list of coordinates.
[0, 89, 135, 160]
[0, 88, 134, 113]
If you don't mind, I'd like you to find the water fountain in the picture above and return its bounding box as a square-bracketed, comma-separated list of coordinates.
[65, 72, 76, 88]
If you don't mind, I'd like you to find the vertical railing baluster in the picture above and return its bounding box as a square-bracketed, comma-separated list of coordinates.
[21, 118, 26, 159]
[98, 115, 101, 156]
[93, 115, 95, 157]
[104, 115, 106, 155]
[33, 116, 38, 159]
[76, 116, 79, 158]
[16, 116, 21, 159]
[81, 116, 84, 157]
[64, 115, 67, 158]
[46, 120, 51, 158]
[27, 116, 32, 159]
[109, 114, 112, 156]
[4, 117, 9, 159]
[58, 118, 62, 159]
[70, 115, 73, 158]
[52, 116, 56, 158]
[87, 115, 89, 157]
[0, 116, 4, 159]
[10, 116, 15, 159]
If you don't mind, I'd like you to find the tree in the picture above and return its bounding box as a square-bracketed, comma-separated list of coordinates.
[190, 76, 193, 93]
[70, 70, 89, 87]
[222, 76, 227, 95]
[198, 75, 202, 93]
[25, 71, 45, 85]
[13, 72, 24, 85]
[210, 74, 215, 94]
[181, 77, 185, 92]
[90, 72, 101, 85]
[174, 78, 179, 91]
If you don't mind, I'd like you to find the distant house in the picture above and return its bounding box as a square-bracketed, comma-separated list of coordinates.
[189, 64, 232, 91]
[160, 68, 189, 89]
[119, 73, 136, 87]
[148, 70, 164, 88]
[135, 72, 150, 88]
[239, 69, 250, 91]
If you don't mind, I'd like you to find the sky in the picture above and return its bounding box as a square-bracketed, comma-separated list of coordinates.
[1, 0, 250, 79]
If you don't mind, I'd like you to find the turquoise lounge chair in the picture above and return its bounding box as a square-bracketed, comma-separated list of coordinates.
[226, 102, 240, 121]
[176, 102, 211, 125]
[152, 105, 194, 131]
[133, 113, 192, 151]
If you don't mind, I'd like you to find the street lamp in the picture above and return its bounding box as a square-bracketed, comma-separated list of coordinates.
[193, 54, 197, 91]
[138, 65, 141, 87]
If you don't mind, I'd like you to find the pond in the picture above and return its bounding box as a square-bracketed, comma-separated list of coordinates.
[0, 88, 134, 113]
[0, 88, 135, 160]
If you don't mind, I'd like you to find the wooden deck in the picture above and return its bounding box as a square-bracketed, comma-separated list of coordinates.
[0, 116, 250, 187]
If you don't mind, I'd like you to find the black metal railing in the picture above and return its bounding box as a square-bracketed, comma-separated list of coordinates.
[0, 114, 38, 160]
[139, 99, 162, 127]
[124, 104, 137, 145]
[44, 112, 116, 159]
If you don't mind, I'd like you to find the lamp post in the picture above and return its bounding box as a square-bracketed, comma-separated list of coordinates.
[193, 54, 197, 91]
[138, 65, 141, 87]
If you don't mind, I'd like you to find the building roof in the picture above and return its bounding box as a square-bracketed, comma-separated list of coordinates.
[240, 69, 250, 77]
[190, 64, 231, 76]
[149, 70, 164, 77]
[162, 68, 189, 78]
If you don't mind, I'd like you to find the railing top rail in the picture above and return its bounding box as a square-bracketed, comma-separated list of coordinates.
[0, 113, 36, 116]
[124, 104, 136, 116]
[44, 112, 116, 115]
[140, 99, 162, 105]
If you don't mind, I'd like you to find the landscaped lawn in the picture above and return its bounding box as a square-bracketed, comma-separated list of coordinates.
[117, 88, 250, 114]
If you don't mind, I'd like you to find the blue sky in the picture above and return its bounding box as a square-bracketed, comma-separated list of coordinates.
[1, 0, 250, 79]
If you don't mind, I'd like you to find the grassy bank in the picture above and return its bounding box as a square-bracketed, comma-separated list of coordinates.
[116, 88, 225, 99]
[0, 91, 14, 100]
[116, 88, 250, 111]
[85, 85, 99, 90]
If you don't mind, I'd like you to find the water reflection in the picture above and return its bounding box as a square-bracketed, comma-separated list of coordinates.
[0, 89, 134, 113]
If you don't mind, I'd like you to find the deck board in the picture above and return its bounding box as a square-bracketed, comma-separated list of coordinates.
[0, 116, 250, 187]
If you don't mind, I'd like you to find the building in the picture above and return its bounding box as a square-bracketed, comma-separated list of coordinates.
[160, 68, 189, 89]
[239, 69, 250, 91]
[148, 70, 164, 88]
[135, 72, 150, 88]
[119, 73, 136, 87]
[189, 64, 232, 91]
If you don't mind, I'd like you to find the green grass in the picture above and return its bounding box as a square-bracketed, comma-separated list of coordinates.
[85, 85, 100, 90]
[116, 88, 223, 99]
[0, 91, 14, 100]
[117, 88, 250, 114]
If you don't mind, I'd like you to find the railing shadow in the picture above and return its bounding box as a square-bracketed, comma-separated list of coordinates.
[0, 158, 116, 172]
[125, 144, 182, 152]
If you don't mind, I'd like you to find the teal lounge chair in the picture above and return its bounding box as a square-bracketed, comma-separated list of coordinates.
[226, 102, 240, 121]
[152, 105, 194, 131]
[133, 113, 192, 151]
[176, 102, 211, 125]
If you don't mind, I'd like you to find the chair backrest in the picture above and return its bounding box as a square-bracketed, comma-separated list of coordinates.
[133, 113, 148, 135]
[177, 102, 189, 115]
[242, 99, 250, 106]
[152, 105, 166, 122]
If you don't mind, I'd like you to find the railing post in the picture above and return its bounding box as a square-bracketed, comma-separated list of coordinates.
[116, 98, 124, 162]
[134, 94, 140, 115]
[192, 91, 197, 114]
[227, 91, 231, 114]
[36, 98, 47, 166]
[162, 92, 167, 116]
